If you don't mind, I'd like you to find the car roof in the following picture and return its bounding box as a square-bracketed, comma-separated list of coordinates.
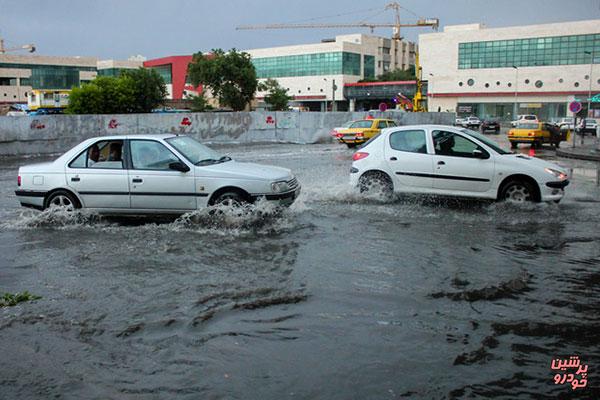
[86, 133, 180, 141]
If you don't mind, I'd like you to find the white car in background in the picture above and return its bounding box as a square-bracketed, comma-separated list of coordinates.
[349, 125, 569, 203]
[511, 114, 539, 127]
[15, 134, 300, 214]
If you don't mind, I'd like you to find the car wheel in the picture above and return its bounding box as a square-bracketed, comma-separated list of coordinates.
[211, 191, 248, 207]
[346, 143, 357, 149]
[358, 171, 393, 199]
[510, 142, 518, 149]
[495, 128, 500, 134]
[500, 180, 538, 203]
[45, 190, 79, 211]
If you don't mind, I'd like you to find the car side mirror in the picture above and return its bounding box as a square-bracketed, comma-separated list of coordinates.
[472, 149, 488, 159]
[169, 161, 190, 172]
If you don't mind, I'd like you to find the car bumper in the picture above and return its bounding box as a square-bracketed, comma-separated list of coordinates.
[541, 180, 569, 201]
[15, 190, 46, 209]
[337, 137, 366, 145]
[509, 136, 538, 143]
[252, 187, 301, 206]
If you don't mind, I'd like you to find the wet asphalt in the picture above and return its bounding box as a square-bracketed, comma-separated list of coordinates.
[1, 134, 600, 399]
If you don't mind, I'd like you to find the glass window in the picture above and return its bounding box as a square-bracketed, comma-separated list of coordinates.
[389, 130, 427, 154]
[363, 55, 375, 79]
[165, 136, 223, 165]
[350, 120, 374, 129]
[433, 131, 487, 158]
[377, 121, 388, 129]
[130, 140, 180, 170]
[69, 140, 125, 169]
[388, 121, 397, 127]
[458, 33, 600, 69]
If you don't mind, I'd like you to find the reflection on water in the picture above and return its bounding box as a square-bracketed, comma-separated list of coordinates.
[1, 144, 600, 399]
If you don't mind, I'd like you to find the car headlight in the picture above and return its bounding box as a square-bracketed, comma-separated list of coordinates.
[271, 180, 291, 193]
[545, 167, 568, 180]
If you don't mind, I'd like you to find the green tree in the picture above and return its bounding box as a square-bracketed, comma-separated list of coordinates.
[258, 78, 292, 111]
[120, 68, 167, 113]
[190, 92, 214, 112]
[66, 68, 166, 114]
[187, 49, 258, 111]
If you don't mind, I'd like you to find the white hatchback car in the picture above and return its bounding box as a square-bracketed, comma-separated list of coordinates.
[350, 125, 569, 203]
[15, 134, 300, 214]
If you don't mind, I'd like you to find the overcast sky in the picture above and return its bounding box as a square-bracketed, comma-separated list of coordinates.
[1, 0, 599, 60]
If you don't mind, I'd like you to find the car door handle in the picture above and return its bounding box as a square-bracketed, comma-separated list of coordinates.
[70, 177, 80, 182]
[132, 178, 143, 183]
[437, 161, 445, 165]
[390, 157, 398, 161]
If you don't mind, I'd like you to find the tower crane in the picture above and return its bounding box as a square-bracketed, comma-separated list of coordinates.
[236, 2, 439, 41]
[236, 2, 437, 112]
[0, 38, 36, 54]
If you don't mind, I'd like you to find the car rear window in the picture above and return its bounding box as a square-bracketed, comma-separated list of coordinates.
[350, 120, 374, 129]
[517, 123, 539, 129]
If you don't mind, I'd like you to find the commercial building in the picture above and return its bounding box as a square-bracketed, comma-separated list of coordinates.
[246, 34, 417, 111]
[0, 54, 142, 106]
[143, 56, 202, 100]
[420, 20, 600, 120]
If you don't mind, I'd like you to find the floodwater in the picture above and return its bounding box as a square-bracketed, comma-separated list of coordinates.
[1, 138, 600, 399]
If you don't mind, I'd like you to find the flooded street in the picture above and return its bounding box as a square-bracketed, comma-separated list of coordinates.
[1, 138, 600, 399]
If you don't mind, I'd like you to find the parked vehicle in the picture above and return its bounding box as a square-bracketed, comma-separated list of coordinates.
[511, 114, 539, 127]
[577, 118, 598, 135]
[508, 122, 566, 148]
[350, 125, 569, 203]
[333, 118, 397, 148]
[480, 119, 500, 133]
[460, 116, 481, 129]
[15, 134, 300, 214]
[557, 117, 574, 130]
[454, 117, 465, 126]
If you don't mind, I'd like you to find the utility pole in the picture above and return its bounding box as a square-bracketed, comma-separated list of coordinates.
[512, 66, 519, 121]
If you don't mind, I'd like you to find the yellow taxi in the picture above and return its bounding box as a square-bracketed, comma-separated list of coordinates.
[508, 122, 567, 149]
[332, 118, 397, 148]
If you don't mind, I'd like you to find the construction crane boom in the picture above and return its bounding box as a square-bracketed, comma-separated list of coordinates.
[237, 20, 438, 31]
[236, 2, 439, 41]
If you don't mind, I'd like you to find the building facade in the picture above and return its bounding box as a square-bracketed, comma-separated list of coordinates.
[420, 20, 600, 120]
[246, 34, 417, 111]
[143, 56, 202, 100]
[0, 54, 142, 106]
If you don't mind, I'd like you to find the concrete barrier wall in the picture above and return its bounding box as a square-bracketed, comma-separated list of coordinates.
[0, 111, 455, 156]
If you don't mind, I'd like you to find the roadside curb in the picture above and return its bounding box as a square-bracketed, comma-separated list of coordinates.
[556, 148, 600, 162]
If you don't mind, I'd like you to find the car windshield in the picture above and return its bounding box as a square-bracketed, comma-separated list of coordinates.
[517, 123, 539, 129]
[350, 120, 373, 129]
[461, 129, 511, 155]
[165, 136, 229, 165]
[523, 116, 537, 120]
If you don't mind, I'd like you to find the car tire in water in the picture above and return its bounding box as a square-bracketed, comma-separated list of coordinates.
[211, 191, 248, 207]
[346, 143, 357, 149]
[500, 180, 538, 203]
[44, 190, 80, 211]
[358, 171, 393, 199]
[510, 142, 518, 149]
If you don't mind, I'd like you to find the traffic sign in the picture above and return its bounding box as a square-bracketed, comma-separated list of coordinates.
[569, 101, 582, 114]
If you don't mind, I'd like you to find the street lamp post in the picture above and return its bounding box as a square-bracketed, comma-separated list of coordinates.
[584, 49, 597, 149]
[429, 73, 434, 112]
[323, 78, 337, 112]
[512, 66, 518, 121]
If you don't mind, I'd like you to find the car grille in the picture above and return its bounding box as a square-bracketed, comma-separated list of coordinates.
[287, 177, 299, 190]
